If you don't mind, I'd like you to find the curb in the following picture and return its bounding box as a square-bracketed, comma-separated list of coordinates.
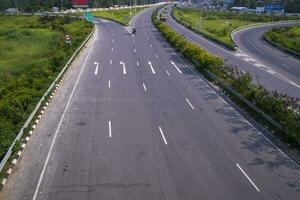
[263, 33, 300, 58]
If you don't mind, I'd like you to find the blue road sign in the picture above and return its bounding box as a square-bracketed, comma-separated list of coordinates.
[84, 11, 94, 23]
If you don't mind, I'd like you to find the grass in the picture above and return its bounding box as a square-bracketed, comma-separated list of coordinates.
[172, 7, 299, 50]
[70, 7, 145, 26]
[0, 16, 60, 92]
[93, 7, 144, 25]
[0, 15, 92, 165]
[264, 26, 300, 55]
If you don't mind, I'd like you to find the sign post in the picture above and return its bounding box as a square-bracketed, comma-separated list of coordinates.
[65, 34, 72, 45]
[84, 11, 94, 23]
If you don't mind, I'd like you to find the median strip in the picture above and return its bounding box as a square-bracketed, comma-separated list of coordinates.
[152, 7, 300, 152]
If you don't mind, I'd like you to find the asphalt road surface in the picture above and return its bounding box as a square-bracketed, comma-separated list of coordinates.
[166, 6, 300, 97]
[233, 21, 300, 89]
[1, 7, 300, 200]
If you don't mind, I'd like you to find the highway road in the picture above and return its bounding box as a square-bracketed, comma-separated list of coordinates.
[166, 6, 300, 97]
[233, 22, 300, 90]
[1, 7, 300, 200]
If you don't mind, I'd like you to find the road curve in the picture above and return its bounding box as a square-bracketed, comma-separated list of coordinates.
[233, 22, 300, 89]
[166, 5, 300, 97]
[1, 7, 300, 200]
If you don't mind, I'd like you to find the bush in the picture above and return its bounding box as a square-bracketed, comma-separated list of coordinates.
[153, 9, 300, 150]
[0, 15, 93, 161]
[264, 26, 300, 55]
[172, 7, 300, 51]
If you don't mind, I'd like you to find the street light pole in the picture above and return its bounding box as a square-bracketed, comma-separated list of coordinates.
[14, 0, 18, 11]
[60, 0, 64, 11]
[130, 0, 132, 22]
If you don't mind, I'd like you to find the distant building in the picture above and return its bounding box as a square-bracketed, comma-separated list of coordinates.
[5, 8, 18, 14]
[264, 2, 284, 13]
[230, 6, 247, 12]
[256, 6, 265, 14]
[52, 7, 59, 12]
[72, 0, 89, 8]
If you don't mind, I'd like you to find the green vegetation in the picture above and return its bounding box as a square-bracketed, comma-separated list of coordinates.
[92, 7, 145, 25]
[172, 7, 299, 50]
[0, 15, 92, 161]
[0, 0, 155, 12]
[153, 9, 300, 150]
[230, 0, 300, 13]
[264, 26, 300, 55]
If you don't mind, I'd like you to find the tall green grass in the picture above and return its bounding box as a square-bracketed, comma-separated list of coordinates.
[172, 7, 299, 50]
[265, 26, 300, 54]
[92, 7, 145, 25]
[0, 15, 92, 161]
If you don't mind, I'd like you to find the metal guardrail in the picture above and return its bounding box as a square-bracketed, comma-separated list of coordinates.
[166, 7, 291, 132]
[158, 5, 285, 133]
[202, 68, 282, 130]
[0, 26, 96, 173]
[186, 58, 283, 131]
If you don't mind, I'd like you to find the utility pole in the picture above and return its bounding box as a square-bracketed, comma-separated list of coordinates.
[130, 0, 132, 22]
[60, 0, 64, 11]
[14, 0, 18, 12]
[283, 0, 288, 14]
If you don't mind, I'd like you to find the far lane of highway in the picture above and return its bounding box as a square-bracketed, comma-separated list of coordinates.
[166, 5, 300, 97]
[233, 21, 300, 89]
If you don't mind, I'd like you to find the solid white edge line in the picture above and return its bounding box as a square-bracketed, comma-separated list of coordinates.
[148, 61, 156, 74]
[158, 127, 168, 145]
[109, 120, 112, 138]
[32, 27, 98, 200]
[108, 80, 111, 88]
[166, 70, 170, 76]
[236, 163, 260, 192]
[171, 61, 182, 74]
[185, 98, 195, 110]
[143, 83, 147, 91]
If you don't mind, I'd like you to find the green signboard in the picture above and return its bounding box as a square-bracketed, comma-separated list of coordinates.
[84, 11, 94, 23]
